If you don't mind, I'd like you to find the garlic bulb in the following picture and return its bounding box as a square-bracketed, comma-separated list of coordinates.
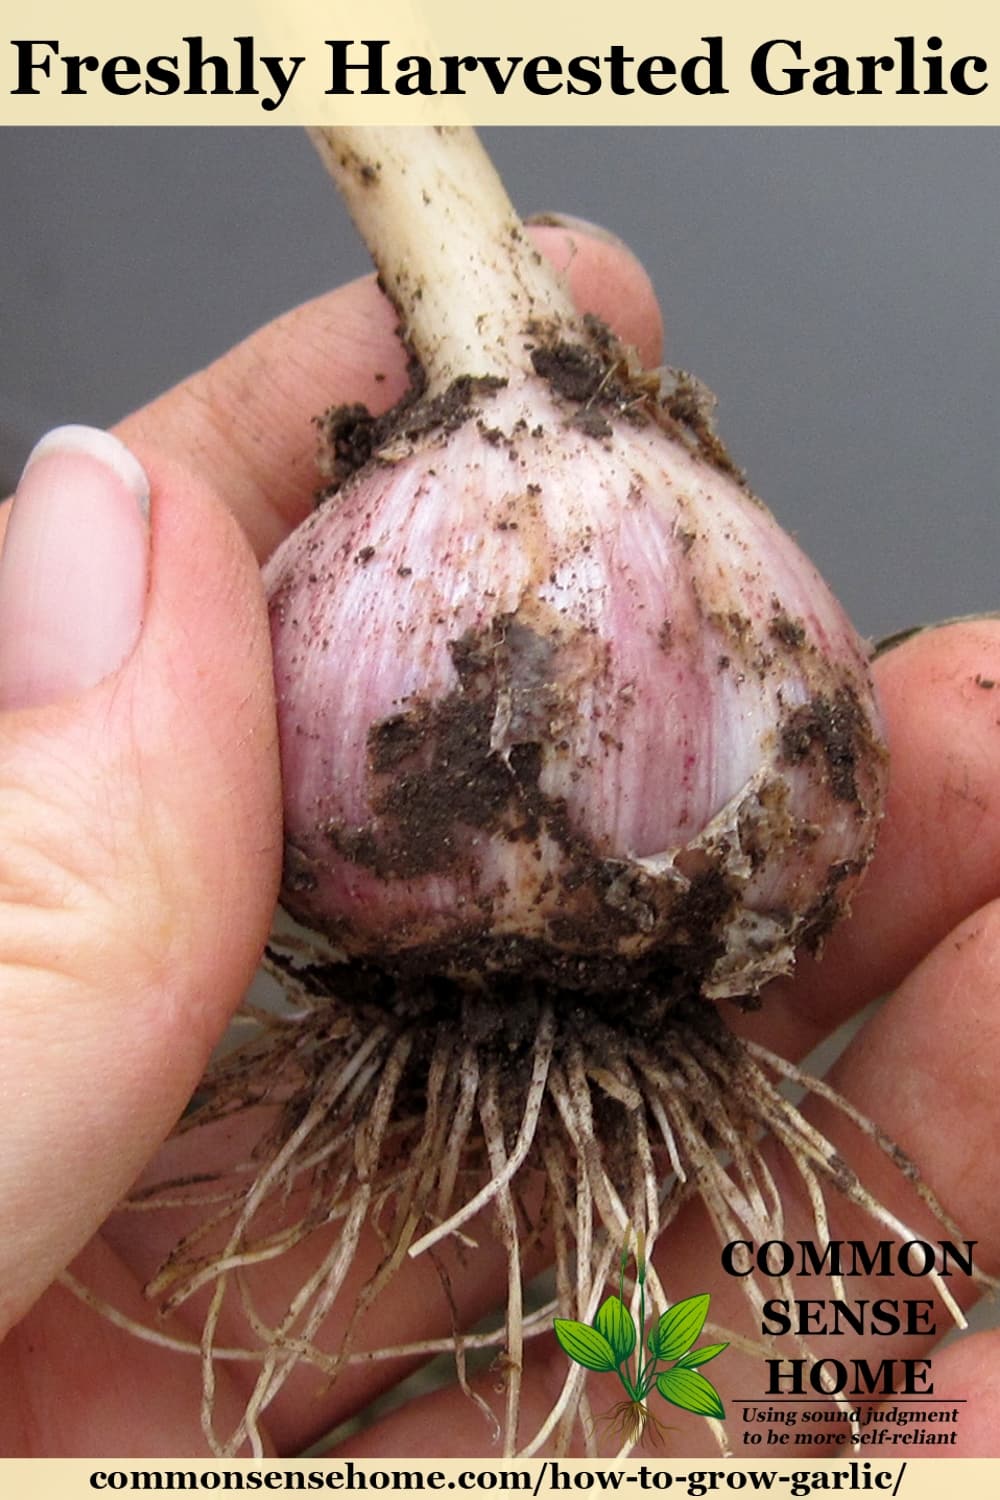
[264, 128, 886, 1002]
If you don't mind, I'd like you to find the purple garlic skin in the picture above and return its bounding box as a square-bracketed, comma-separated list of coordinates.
[265, 372, 886, 1000]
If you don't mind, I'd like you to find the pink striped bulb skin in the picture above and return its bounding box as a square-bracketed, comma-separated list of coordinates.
[266, 376, 885, 1000]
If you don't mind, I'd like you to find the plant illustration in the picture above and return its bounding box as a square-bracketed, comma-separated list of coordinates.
[554, 1231, 728, 1447]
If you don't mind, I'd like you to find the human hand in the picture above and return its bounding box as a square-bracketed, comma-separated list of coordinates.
[1, 219, 998, 1460]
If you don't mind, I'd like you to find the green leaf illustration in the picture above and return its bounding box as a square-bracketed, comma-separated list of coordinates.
[647, 1293, 711, 1361]
[595, 1296, 636, 1363]
[553, 1319, 618, 1372]
[674, 1341, 729, 1370]
[656, 1366, 726, 1419]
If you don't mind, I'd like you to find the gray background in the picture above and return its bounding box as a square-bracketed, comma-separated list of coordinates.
[1, 127, 998, 641]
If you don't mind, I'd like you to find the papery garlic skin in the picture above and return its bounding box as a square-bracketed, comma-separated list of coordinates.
[266, 375, 885, 1000]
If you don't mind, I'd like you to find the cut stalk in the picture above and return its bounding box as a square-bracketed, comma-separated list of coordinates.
[309, 126, 576, 388]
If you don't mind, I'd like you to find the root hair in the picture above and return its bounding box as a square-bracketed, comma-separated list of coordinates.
[90, 946, 994, 1458]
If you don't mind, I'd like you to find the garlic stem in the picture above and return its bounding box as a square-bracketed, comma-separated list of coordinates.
[309, 126, 577, 390]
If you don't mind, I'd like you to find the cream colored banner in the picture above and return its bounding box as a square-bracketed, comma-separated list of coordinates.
[1, 0, 998, 123]
[3, 1457, 1000, 1497]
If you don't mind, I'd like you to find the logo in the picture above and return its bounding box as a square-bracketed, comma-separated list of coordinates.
[554, 1230, 729, 1447]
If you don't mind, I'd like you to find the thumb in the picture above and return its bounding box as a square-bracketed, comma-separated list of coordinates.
[0, 427, 282, 1332]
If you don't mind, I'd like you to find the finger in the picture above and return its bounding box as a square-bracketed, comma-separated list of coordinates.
[0, 1237, 273, 1456]
[736, 617, 1000, 1060]
[0, 428, 281, 1333]
[886, 1329, 1000, 1456]
[116, 225, 665, 561]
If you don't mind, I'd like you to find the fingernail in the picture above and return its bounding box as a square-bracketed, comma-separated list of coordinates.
[524, 212, 628, 251]
[874, 611, 1000, 658]
[0, 426, 150, 711]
